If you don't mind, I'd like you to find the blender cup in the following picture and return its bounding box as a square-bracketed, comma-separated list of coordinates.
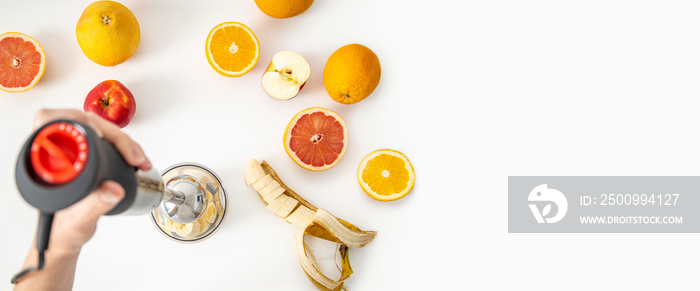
[151, 163, 228, 242]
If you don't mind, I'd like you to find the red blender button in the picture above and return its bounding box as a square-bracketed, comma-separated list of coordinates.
[30, 122, 89, 184]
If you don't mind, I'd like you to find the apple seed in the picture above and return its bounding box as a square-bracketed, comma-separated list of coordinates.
[281, 68, 294, 81]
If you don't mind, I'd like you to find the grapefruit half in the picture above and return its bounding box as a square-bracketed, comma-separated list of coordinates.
[0, 32, 46, 93]
[284, 107, 348, 171]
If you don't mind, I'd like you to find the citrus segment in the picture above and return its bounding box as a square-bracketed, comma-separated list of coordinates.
[284, 107, 348, 171]
[0, 32, 46, 92]
[205, 22, 260, 77]
[357, 149, 415, 201]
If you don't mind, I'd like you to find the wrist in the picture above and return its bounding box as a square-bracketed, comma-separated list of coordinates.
[14, 247, 81, 290]
[47, 246, 81, 261]
[22, 246, 80, 269]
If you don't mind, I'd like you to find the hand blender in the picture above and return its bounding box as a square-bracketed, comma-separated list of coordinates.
[12, 119, 228, 283]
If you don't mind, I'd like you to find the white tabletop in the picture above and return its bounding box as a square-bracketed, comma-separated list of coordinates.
[2, 1, 699, 290]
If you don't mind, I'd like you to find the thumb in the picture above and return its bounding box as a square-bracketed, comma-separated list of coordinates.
[76, 181, 125, 223]
[50, 181, 125, 251]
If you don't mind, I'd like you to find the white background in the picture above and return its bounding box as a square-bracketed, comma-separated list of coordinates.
[1, 0, 699, 290]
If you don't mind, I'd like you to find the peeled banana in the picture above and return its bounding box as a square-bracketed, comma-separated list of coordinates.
[155, 203, 216, 238]
[245, 159, 377, 291]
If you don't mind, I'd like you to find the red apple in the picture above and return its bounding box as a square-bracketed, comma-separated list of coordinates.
[83, 80, 136, 128]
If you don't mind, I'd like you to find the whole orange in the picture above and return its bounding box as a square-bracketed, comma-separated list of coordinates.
[323, 44, 381, 104]
[76, 1, 140, 66]
[254, 0, 314, 18]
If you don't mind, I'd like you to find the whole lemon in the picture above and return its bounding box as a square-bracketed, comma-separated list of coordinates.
[76, 1, 140, 66]
[254, 0, 314, 18]
[323, 44, 381, 104]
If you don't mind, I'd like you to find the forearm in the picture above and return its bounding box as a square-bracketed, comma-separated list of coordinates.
[13, 246, 80, 291]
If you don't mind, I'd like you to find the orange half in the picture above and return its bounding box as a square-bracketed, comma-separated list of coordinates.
[284, 107, 348, 171]
[205, 22, 260, 77]
[357, 149, 415, 201]
[0, 32, 46, 92]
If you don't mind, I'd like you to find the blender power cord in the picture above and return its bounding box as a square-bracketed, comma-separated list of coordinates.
[10, 251, 45, 284]
[11, 212, 53, 284]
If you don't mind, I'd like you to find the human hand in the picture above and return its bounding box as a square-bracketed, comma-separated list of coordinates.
[13, 109, 152, 289]
[31, 108, 152, 253]
[14, 109, 152, 289]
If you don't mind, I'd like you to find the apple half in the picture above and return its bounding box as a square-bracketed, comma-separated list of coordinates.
[262, 50, 310, 100]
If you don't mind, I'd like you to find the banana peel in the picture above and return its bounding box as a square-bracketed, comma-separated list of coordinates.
[245, 159, 377, 291]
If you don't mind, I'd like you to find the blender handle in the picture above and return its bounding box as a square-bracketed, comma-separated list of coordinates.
[11, 211, 53, 284]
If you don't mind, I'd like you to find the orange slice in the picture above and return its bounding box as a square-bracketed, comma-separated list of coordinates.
[357, 149, 415, 201]
[205, 22, 260, 77]
[284, 107, 348, 171]
[0, 32, 46, 92]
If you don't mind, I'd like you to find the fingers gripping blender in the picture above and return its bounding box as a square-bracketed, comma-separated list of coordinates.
[12, 120, 228, 283]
